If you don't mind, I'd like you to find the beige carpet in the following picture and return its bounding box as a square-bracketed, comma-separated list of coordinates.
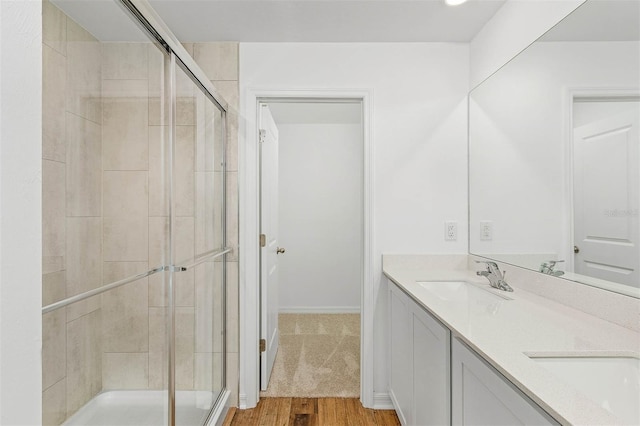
[260, 313, 360, 398]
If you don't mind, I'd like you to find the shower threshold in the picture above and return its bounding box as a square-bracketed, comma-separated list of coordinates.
[63, 390, 215, 426]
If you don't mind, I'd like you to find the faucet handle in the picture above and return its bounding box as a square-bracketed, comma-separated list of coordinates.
[475, 260, 511, 291]
[475, 260, 499, 271]
[548, 260, 564, 268]
[475, 260, 505, 279]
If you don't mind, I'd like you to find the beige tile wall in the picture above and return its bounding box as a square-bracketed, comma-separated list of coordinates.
[102, 263, 149, 354]
[42, 1, 104, 423]
[148, 304, 169, 390]
[66, 310, 102, 414]
[43, 1, 240, 421]
[100, 40, 158, 394]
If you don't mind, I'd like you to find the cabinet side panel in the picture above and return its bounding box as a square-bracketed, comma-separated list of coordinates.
[389, 284, 412, 425]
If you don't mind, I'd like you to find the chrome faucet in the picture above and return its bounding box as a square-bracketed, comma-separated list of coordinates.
[475, 261, 513, 292]
[539, 260, 565, 276]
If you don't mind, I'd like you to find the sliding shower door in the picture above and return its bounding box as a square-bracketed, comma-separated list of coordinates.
[42, 1, 228, 425]
[170, 60, 227, 425]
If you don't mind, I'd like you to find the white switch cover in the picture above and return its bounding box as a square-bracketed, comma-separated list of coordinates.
[445, 221, 457, 241]
[480, 221, 493, 241]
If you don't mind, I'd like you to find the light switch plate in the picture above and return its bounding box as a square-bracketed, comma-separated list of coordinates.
[480, 221, 493, 241]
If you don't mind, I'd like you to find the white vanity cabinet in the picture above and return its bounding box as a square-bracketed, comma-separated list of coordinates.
[451, 338, 558, 426]
[388, 281, 450, 426]
[388, 279, 559, 426]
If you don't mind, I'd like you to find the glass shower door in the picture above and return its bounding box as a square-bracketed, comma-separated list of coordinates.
[42, 1, 228, 424]
[170, 59, 226, 426]
[41, 1, 173, 423]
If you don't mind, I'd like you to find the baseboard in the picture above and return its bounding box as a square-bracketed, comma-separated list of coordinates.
[279, 306, 361, 314]
[387, 390, 404, 424]
[372, 392, 394, 410]
[239, 393, 248, 410]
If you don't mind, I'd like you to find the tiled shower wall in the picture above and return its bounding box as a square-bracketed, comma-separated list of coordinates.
[99, 41, 164, 392]
[42, 1, 103, 423]
[42, 1, 240, 423]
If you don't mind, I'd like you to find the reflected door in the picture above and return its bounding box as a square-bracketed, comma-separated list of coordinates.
[573, 104, 639, 287]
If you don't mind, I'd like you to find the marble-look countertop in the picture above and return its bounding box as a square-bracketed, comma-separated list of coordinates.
[383, 265, 640, 426]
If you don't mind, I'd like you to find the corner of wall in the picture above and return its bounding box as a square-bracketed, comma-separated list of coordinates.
[469, 0, 586, 89]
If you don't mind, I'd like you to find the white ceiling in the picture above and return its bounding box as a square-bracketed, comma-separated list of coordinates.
[50, 0, 639, 47]
[541, 0, 640, 42]
[147, 0, 506, 43]
[52, 0, 151, 41]
[268, 102, 362, 125]
[53, 0, 506, 43]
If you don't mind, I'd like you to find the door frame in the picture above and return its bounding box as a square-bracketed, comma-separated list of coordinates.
[563, 87, 640, 275]
[240, 88, 374, 409]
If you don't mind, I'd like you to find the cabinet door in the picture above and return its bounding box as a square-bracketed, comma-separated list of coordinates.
[412, 305, 450, 425]
[452, 338, 558, 426]
[389, 282, 413, 425]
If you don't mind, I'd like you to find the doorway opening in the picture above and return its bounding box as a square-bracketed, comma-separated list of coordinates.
[258, 99, 365, 398]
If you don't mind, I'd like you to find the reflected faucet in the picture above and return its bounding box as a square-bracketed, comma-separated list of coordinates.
[539, 260, 565, 277]
[475, 261, 513, 292]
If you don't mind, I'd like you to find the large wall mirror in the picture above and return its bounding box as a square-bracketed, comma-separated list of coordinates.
[469, 0, 640, 298]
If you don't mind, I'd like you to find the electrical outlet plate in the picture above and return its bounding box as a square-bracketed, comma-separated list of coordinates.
[445, 221, 457, 241]
[480, 221, 493, 241]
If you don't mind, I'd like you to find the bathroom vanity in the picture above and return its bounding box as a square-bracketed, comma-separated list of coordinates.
[384, 257, 640, 426]
[419, 1, 640, 423]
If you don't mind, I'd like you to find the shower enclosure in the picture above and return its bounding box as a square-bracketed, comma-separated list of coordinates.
[41, 1, 230, 424]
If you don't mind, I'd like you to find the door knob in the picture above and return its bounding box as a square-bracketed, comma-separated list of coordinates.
[574, 245, 580, 254]
[277, 247, 286, 254]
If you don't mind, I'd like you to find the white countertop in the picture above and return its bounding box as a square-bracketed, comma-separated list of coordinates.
[383, 265, 640, 426]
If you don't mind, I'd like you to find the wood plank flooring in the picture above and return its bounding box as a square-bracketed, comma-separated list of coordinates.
[225, 398, 400, 426]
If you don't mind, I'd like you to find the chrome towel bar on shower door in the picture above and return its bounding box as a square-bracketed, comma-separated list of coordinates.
[41, 247, 232, 314]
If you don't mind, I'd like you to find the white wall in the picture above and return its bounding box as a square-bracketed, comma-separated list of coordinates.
[0, 0, 42, 424]
[240, 42, 469, 404]
[277, 121, 362, 312]
[469, 0, 585, 88]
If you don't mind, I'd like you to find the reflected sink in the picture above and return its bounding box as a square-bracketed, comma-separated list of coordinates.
[529, 355, 640, 424]
[416, 281, 511, 304]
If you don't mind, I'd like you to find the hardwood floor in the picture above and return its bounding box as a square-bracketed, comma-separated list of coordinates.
[224, 398, 401, 426]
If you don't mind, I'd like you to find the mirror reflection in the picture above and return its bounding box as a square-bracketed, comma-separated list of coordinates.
[469, 0, 640, 297]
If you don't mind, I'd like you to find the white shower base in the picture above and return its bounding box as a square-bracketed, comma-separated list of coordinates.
[63, 390, 215, 426]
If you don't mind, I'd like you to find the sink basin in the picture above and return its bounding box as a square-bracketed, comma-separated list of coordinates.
[529, 355, 640, 424]
[416, 281, 511, 304]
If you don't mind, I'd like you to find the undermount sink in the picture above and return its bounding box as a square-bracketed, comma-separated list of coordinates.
[416, 281, 511, 304]
[529, 355, 640, 424]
